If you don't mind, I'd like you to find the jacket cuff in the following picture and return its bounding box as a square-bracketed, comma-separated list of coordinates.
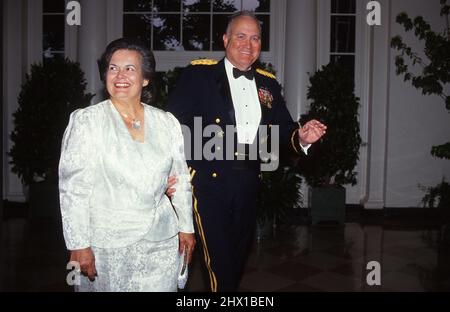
[290, 128, 303, 155]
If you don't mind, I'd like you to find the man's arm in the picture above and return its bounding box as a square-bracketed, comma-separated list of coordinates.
[269, 80, 326, 154]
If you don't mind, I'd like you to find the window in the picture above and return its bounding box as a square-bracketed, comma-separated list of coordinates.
[43, 0, 66, 60]
[330, 0, 356, 79]
[123, 0, 270, 51]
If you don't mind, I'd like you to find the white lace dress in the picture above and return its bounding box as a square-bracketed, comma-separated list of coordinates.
[77, 235, 179, 292]
[59, 100, 194, 292]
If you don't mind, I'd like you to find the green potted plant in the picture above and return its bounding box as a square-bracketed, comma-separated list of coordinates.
[9, 57, 93, 217]
[299, 62, 362, 225]
[256, 165, 303, 241]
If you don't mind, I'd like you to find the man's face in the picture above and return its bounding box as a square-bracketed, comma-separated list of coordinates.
[223, 16, 262, 71]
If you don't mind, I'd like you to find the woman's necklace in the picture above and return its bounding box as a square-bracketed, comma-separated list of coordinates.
[119, 111, 141, 130]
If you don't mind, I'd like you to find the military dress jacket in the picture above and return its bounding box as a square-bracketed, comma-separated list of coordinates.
[167, 58, 303, 181]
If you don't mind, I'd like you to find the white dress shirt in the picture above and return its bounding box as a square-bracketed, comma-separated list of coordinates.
[224, 58, 310, 154]
[224, 58, 262, 144]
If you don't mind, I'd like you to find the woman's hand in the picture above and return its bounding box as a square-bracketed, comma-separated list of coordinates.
[179, 232, 196, 264]
[166, 175, 177, 198]
[70, 247, 97, 281]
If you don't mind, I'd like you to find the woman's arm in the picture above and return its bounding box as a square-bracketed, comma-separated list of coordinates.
[59, 109, 97, 251]
[166, 112, 196, 263]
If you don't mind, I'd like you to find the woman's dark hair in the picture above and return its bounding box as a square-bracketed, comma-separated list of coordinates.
[98, 37, 155, 104]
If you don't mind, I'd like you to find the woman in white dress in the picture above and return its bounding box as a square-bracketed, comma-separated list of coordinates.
[59, 38, 195, 292]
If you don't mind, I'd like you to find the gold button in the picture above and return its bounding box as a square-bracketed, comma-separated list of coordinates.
[234, 152, 238, 156]
[258, 174, 261, 178]
[215, 118, 221, 124]
[212, 173, 218, 178]
[217, 146, 221, 151]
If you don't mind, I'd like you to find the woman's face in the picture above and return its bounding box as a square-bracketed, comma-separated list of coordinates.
[106, 49, 149, 103]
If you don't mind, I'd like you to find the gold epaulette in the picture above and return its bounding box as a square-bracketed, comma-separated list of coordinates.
[190, 59, 218, 66]
[256, 68, 276, 79]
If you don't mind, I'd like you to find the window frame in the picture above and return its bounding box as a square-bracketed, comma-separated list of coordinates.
[123, 3, 271, 52]
[27, 0, 287, 77]
[28, 0, 78, 65]
[42, 0, 66, 59]
[116, 0, 286, 77]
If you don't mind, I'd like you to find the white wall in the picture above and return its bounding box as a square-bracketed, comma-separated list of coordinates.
[3, 0, 449, 208]
[286, 0, 450, 208]
[386, 0, 450, 207]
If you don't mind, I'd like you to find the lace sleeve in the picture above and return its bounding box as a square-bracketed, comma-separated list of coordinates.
[166, 112, 194, 234]
[59, 109, 97, 250]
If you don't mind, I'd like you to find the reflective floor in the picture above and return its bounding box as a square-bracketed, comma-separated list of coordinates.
[1, 211, 449, 292]
[186, 224, 450, 292]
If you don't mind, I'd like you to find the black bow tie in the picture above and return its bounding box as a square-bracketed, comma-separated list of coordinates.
[233, 67, 254, 80]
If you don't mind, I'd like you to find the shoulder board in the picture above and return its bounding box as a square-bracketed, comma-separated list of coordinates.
[256, 68, 276, 79]
[190, 59, 218, 66]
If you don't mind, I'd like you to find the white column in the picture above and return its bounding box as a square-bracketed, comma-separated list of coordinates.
[363, 0, 391, 209]
[283, 0, 317, 209]
[106, 0, 123, 44]
[3, 0, 25, 202]
[283, 0, 317, 119]
[77, 0, 108, 103]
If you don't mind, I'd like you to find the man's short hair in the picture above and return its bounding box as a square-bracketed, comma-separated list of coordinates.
[225, 10, 262, 35]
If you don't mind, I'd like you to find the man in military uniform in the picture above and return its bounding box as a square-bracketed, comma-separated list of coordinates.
[167, 11, 326, 292]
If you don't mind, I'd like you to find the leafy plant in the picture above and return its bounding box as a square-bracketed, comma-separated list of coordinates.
[9, 57, 93, 186]
[257, 166, 303, 225]
[152, 67, 183, 109]
[421, 179, 450, 224]
[390, 0, 450, 159]
[299, 62, 362, 187]
[421, 179, 450, 248]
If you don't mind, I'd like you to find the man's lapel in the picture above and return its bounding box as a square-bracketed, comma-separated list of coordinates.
[214, 59, 236, 125]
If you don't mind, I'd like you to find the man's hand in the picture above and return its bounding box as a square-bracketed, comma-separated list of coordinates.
[299, 119, 327, 145]
[70, 247, 97, 281]
[166, 175, 177, 198]
[179, 232, 196, 264]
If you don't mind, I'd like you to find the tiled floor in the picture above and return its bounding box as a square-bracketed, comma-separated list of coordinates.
[185, 223, 450, 292]
[1, 212, 450, 292]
